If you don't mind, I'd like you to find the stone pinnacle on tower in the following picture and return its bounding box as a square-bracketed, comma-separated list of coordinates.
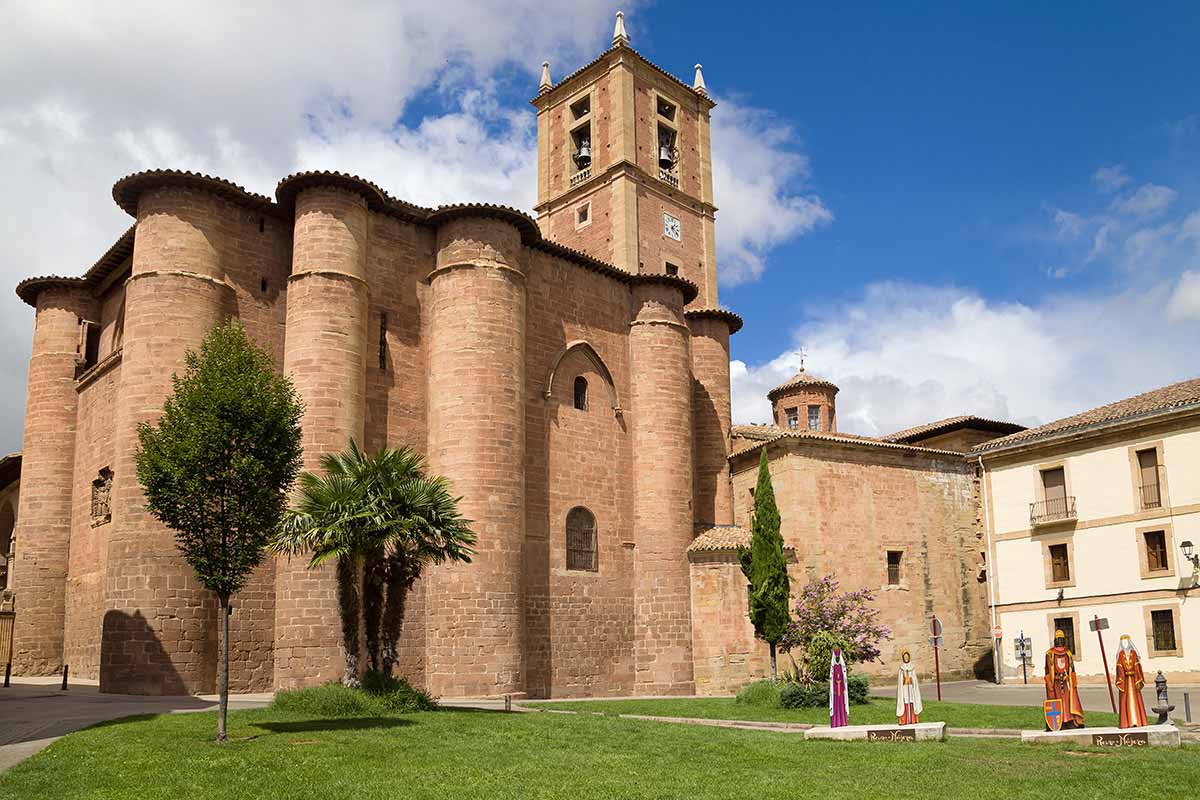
[613, 11, 629, 47]
[693, 63, 708, 95]
[539, 61, 552, 94]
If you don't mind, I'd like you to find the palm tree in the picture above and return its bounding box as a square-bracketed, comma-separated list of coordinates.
[270, 441, 475, 684]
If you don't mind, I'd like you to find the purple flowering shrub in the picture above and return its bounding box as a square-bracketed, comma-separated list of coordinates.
[780, 576, 891, 677]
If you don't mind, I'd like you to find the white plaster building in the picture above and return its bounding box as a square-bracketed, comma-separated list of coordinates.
[976, 377, 1200, 684]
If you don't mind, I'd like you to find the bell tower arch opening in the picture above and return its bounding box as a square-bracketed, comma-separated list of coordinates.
[531, 14, 719, 307]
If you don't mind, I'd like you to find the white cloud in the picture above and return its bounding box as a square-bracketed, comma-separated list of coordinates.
[1091, 164, 1130, 192]
[1113, 183, 1178, 218]
[732, 279, 1199, 436]
[1167, 270, 1200, 323]
[711, 103, 832, 286]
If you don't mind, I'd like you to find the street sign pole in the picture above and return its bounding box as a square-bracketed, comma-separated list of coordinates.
[1091, 615, 1117, 714]
[930, 615, 943, 701]
[991, 624, 1002, 685]
[1020, 630, 1028, 685]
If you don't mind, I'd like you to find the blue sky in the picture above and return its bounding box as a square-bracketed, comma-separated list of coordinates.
[1, 1, 1198, 449]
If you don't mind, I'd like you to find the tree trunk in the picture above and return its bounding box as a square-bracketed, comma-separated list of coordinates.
[335, 555, 361, 687]
[218, 594, 230, 742]
[362, 554, 385, 675]
[770, 641, 778, 683]
[380, 554, 411, 679]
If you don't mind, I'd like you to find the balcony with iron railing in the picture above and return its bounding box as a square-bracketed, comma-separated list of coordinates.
[1139, 482, 1162, 509]
[1030, 496, 1077, 526]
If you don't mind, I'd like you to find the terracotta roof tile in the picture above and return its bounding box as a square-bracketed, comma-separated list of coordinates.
[767, 368, 838, 399]
[974, 376, 1200, 454]
[729, 425, 964, 459]
[884, 415, 1025, 444]
[687, 525, 794, 554]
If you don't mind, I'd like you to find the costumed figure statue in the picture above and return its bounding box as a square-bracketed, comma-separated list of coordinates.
[1044, 629, 1085, 729]
[829, 647, 849, 728]
[895, 649, 923, 725]
[1115, 634, 1148, 728]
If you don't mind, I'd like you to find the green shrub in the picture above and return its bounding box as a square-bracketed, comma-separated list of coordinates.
[847, 673, 869, 705]
[779, 681, 823, 709]
[361, 671, 438, 712]
[778, 674, 871, 709]
[270, 683, 374, 717]
[803, 630, 852, 681]
[269, 674, 437, 717]
[734, 679, 781, 707]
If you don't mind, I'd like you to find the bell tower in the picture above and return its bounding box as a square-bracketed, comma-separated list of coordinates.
[532, 12, 720, 307]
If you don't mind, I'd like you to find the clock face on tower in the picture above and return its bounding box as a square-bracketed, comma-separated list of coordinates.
[662, 212, 681, 241]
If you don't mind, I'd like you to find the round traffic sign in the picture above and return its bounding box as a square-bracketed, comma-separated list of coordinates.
[930, 615, 942, 637]
[993, 625, 1003, 639]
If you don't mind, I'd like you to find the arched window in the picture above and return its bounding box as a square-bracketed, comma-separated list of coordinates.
[573, 376, 588, 411]
[0, 502, 14, 591]
[566, 506, 597, 571]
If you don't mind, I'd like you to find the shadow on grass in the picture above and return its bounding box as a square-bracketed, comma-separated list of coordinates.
[252, 717, 415, 734]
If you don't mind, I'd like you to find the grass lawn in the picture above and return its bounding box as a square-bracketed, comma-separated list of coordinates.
[0, 705, 1190, 800]
[526, 696, 1122, 730]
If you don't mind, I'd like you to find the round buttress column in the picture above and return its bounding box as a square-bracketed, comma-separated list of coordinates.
[685, 309, 742, 528]
[629, 275, 696, 695]
[103, 185, 233, 694]
[425, 213, 526, 698]
[273, 183, 370, 689]
[10, 286, 96, 674]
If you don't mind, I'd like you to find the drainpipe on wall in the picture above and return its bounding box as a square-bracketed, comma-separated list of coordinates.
[978, 455, 1001, 684]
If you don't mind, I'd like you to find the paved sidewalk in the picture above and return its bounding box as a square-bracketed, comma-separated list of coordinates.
[873, 679, 1198, 721]
[0, 677, 272, 772]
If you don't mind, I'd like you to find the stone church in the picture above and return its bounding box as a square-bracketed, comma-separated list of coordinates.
[7, 15, 1012, 697]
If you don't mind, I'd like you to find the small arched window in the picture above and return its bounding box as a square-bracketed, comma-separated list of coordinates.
[566, 506, 597, 571]
[573, 376, 588, 410]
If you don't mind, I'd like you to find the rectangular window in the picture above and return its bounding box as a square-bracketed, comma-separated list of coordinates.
[886, 551, 902, 586]
[785, 407, 798, 430]
[1049, 543, 1070, 583]
[1145, 530, 1168, 572]
[570, 94, 590, 120]
[808, 405, 821, 431]
[1152, 609, 1177, 652]
[1053, 616, 1077, 655]
[570, 122, 592, 177]
[1137, 449, 1161, 508]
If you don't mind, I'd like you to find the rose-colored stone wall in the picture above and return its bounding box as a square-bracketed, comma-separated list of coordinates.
[524, 250, 636, 698]
[710, 441, 990, 690]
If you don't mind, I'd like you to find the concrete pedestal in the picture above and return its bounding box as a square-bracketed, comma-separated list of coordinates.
[805, 722, 946, 742]
[1020, 724, 1180, 747]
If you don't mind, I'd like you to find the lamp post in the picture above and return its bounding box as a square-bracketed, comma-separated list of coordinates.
[1181, 540, 1199, 586]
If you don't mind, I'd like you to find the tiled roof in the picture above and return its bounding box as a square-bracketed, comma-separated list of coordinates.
[687, 525, 794, 554]
[16, 171, 724, 316]
[884, 415, 1025, 444]
[685, 307, 744, 335]
[974, 376, 1200, 454]
[767, 369, 838, 399]
[16, 226, 136, 307]
[729, 425, 964, 459]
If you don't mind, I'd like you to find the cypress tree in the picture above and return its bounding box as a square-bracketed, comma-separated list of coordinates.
[739, 447, 791, 681]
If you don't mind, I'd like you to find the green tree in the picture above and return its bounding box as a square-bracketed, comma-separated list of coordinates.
[271, 441, 475, 683]
[136, 320, 303, 742]
[738, 448, 791, 681]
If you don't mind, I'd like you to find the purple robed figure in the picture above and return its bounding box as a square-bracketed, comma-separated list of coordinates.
[829, 648, 849, 728]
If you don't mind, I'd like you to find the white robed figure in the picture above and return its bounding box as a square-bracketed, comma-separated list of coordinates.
[895, 648, 923, 725]
[829, 647, 849, 727]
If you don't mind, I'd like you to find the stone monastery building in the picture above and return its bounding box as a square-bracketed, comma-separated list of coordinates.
[8, 15, 1034, 696]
